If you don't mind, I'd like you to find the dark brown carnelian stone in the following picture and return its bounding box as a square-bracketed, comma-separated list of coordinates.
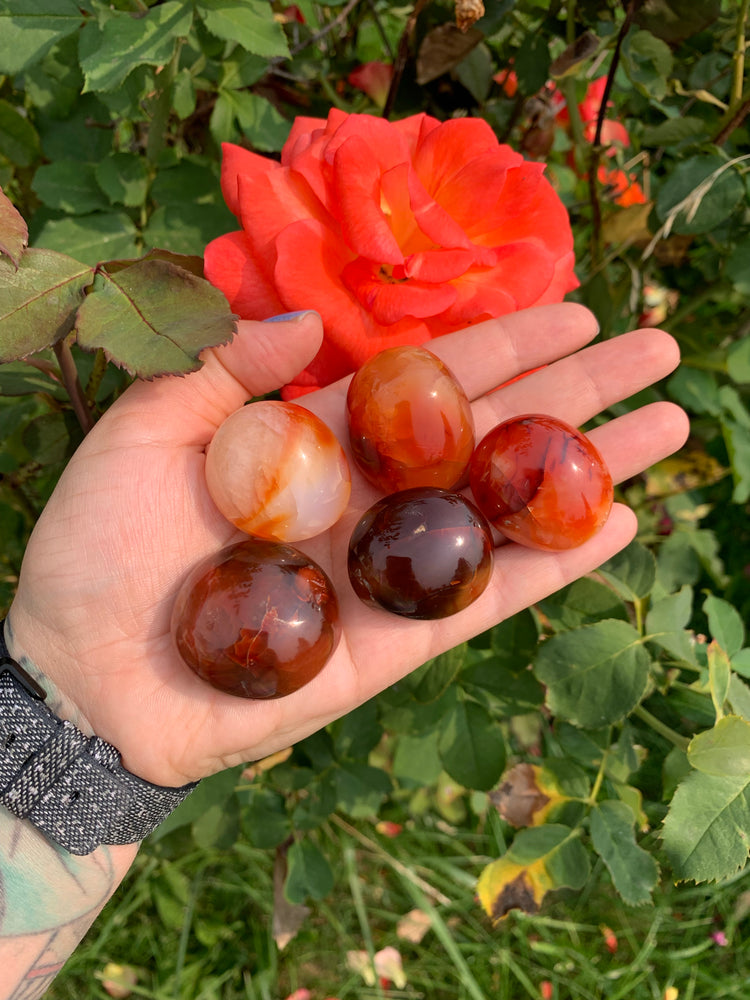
[346, 345, 475, 492]
[469, 413, 613, 551]
[348, 487, 493, 619]
[171, 539, 340, 698]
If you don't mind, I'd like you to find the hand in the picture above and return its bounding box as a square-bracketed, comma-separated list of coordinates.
[8, 304, 688, 787]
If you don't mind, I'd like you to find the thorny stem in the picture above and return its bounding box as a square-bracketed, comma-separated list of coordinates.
[634, 705, 690, 752]
[289, 0, 362, 57]
[53, 338, 95, 435]
[588, 0, 644, 266]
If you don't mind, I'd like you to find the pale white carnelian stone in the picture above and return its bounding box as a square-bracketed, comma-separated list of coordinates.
[205, 401, 351, 542]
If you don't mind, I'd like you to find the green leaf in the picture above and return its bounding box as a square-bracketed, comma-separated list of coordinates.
[534, 620, 650, 729]
[95, 153, 150, 208]
[196, 0, 289, 57]
[622, 28, 673, 100]
[329, 699, 381, 760]
[454, 42, 493, 104]
[641, 116, 709, 146]
[460, 658, 544, 716]
[335, 762, 392, 817]
[0, 249, 92, 362]
[78, 2, 193, 93]
[32, 161, 109, 215]
[667, 366, 721, 417]
[688, 715, 750, 778]
[655, 155, 745, 236]
[598, 540, 656, 602]
[0, 99, 41, 167]
[392, 729, 443, 786]
[285, 838, 334, 903]
[242, 787, 290, 849]
[408, 644, 466, 703]
[589, 800, 659, 906]
[32, 212, 139, 268]
[661, 769, 750, 882]
[0, 0, 82, 74]
[726, 238, 750, 297]
[645, 585, 697, 664]
[212, 90, 291, 152]
[142, 203, 236, 257]
[0, 360, 66, 399]
[538, 577, 629, 631]
[470, 607, 539, 667]
[22, 410, 78, 465]
[727, 337, 750, 384]
[149, 767, 240, 841]
[0, 187, 28, 268]
[708, 640, 731, 722]
[75, 259, 236, 377]
[192, 795, 240, 849]
[704, 594, 745, 658]
[438, 699, 506, 791]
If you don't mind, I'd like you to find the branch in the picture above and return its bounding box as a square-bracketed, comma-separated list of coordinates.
[53, 339, 95, 435]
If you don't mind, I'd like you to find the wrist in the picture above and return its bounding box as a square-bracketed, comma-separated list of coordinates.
[0, 617, 197, 855]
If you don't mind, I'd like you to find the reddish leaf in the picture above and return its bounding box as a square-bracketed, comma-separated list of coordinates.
[0, 249, 92, 362]
[75, 258, 238, 378]
[0, 187, 29, 269]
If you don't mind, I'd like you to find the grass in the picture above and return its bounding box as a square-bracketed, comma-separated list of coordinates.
[48, 810, 750, 1000]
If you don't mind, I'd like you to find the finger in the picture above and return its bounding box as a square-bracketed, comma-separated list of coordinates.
[588, 401, 689, 484]
[104, 313, 324, 447]
[472, 328, 681, 435]
[427, 302, 600, 399]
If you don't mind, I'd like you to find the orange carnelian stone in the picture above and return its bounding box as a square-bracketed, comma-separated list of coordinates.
[469, 414, 613, 550]
[346, 346, 475, 492]
[348, 487, 493, 619]
[171, 539, 340, 698]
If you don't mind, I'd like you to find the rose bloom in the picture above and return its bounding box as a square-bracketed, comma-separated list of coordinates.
[204, 110, 578, 398]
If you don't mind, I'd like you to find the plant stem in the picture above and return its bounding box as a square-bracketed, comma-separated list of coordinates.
[731, 0, 749, 115]
[85, 348, 108, 405]
[146, 40, 182, 162]
[53, 339, 95, 434]
[586, 742, 611, 806]
[382, 0, 431, 120]
[634, 705, 690, 752]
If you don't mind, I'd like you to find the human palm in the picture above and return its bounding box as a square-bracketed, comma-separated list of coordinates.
[9, 305, 688, 787]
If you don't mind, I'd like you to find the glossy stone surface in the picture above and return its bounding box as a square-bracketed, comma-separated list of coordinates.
[348, 487, 493, 619]
[205, 400, 350, 542]
[171, 539, 340, 699]
[346, 345, 475, 492]
[469, 413, 613, 550]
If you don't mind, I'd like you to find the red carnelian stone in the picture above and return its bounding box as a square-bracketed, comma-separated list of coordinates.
[469, 413, 613, 550]
[171, 539, 340, 698]
[346, 345, 475, 492]
[348, 487, 493, 619]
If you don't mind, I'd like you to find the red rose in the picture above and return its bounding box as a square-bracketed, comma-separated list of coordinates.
[204, 111, 578, 398]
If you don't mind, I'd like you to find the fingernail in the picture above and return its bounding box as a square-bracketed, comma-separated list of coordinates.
[263, 310, 318, 323]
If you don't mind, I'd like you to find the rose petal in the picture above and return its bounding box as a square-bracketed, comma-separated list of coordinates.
[204, 231, 285, 318]
[220, 143, 277, 218]
[342, 257, 456, 323]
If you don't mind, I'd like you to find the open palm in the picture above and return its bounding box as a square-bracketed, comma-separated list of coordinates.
[9, 304, 688, 788]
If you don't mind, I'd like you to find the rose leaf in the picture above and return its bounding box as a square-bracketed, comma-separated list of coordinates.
[75, 258, 238, 378]
[0, 249, 93, 362]
[0, 187, 28, 269]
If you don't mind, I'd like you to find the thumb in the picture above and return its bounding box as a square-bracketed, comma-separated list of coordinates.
[102, 312, 325, 447]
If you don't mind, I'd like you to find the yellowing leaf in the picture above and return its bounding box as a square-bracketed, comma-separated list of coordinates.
[477, 825, 589, 924]
[645, 450, 727, 498]
[490, 763, 577, 827]
[602, 201, 653, 245]
[477, 854, 552, 922]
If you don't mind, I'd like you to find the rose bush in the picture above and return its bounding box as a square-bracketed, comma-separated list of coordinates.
[204, 110, 578, 397]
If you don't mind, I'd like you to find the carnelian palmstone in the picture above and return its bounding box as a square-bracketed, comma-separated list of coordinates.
[469, 413, 613, 551]
[346, 345, 475, 492]
[205, 400, 351, 542]
[171, 539, 340, 699]
[348, 487, 493, 619]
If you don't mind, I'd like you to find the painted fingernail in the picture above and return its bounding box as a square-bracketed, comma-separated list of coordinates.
[263, 310, 318, 323]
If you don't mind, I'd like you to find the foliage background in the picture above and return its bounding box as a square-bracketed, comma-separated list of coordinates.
[1, 0, 750, 996]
